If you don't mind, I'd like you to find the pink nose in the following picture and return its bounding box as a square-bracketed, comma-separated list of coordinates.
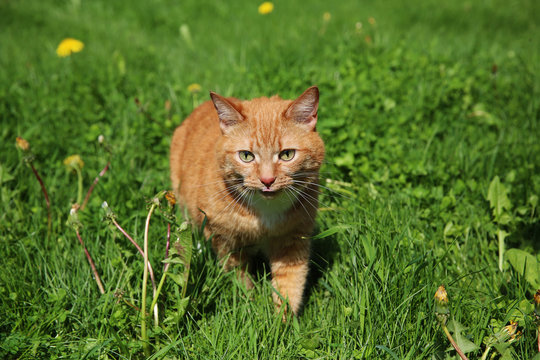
[260, 176, 276, 188]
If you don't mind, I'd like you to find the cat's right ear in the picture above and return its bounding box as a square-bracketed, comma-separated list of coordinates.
[210, 92, 244, 134]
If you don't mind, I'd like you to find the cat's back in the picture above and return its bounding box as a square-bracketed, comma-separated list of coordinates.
[169, 99, 223, 195]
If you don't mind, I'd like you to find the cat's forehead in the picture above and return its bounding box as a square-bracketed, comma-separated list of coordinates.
[240, 96, 290, 120]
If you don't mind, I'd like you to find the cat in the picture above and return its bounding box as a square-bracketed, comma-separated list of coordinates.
[169, 86, 324, 315]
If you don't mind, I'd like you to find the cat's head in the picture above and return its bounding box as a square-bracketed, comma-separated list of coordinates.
[210, 86, 325, 212]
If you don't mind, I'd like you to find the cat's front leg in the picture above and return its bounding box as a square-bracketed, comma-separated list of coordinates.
[211, 234, 255, 289]
[268, 237, 310, 316]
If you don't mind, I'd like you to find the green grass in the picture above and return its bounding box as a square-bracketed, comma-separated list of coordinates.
[1, 0, 540, 358]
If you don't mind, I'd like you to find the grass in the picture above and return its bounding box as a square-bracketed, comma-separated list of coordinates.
[1, 0, 539, 358]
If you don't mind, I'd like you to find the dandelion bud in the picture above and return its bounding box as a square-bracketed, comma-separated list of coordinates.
[15, 137, 30, 151]
[165, 191, 176, 207]
[501, 321, 518, 338]
[508, 330, 522, 344]
[67, 204, 82, 230]
[434, 285, 449, 324]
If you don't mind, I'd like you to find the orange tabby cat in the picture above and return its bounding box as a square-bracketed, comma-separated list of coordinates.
[170, 86, 324, 315]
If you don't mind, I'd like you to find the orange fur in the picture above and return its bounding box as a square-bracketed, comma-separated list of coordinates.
[170, 86, 324, 315]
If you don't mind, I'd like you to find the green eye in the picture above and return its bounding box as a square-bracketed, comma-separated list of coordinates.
[279, 149, 295, 161]
[238, 150, 255, 163]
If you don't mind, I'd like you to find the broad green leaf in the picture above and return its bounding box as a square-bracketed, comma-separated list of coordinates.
[447, 320, 480, 354]
[487, 176, 512, 222]
[0, 163, 14, 184]
[167, 273, 185, 287]
[175, 296, 190, 317]
[493, 343, 511, 358]
[169, 226, 192, 266]
[506, 248, 540, 288]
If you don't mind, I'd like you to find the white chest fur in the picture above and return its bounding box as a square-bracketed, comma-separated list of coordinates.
[250, 191, 296, 228]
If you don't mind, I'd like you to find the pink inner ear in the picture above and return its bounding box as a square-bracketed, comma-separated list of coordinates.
[210, 92, 244, 130]
[285, 86, 319, 130]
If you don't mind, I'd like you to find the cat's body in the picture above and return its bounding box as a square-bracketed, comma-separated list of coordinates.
[170, 86, 324, 314]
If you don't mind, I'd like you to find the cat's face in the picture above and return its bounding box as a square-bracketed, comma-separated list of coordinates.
[211, 87, 325, 212]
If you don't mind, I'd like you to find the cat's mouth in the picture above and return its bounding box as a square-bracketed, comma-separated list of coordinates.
[259, 188, 280, 198]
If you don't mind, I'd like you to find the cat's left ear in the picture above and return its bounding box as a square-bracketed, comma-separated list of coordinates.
[285, 86, 319, 131]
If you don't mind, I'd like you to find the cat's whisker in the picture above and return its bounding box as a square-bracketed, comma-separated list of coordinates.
[219, 186, 250, 216]
[284, 188, 311, 218]
[288, 183, 335, 210]
[207, 183, 244, 202]
[286, 185, 320, 211]
[291, 179, 353, 200]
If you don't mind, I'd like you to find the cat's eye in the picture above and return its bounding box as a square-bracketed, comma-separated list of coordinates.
[238, 150, 255, 163]
[279, 149, 296, 161]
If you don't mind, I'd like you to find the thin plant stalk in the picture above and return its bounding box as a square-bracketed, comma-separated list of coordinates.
[498, 228, 504, 272]
[29, 162, 52, 233]
[480, 346, 491, 360]
[75, 228, 105, 294]
[141, 201, 158, 356]
[441, 324, 469, 360]
[164, 222, 171, 271]
[110, 217, 156, 290]
[149, 265, 171, 325]
[75, 167, 83, 206]
[81, 161, 110, 211]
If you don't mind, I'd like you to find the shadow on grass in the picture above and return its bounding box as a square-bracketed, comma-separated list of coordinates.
[302, 228, 340, 315]
[186, 224, 340, 319]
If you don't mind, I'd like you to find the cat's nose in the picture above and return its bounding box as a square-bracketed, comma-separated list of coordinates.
[260, 176, 276, 188]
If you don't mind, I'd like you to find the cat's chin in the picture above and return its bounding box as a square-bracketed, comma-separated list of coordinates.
[259, 189, 280, 199]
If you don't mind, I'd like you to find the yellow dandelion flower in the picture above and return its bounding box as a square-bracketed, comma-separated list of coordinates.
[56, 38, 84, 58]
[15, 137, 30, 151]
[323, 12, 331, 22]
[368, 17, 376, 25]
[63, 154, 84, 171]
[187, 83, 201, 93]
[258, 2, 274, 15]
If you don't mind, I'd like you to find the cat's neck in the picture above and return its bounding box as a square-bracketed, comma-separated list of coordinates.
[249, 191, 295, 227]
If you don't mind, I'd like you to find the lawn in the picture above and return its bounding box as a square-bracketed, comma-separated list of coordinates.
[1, 0, 539, 358]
